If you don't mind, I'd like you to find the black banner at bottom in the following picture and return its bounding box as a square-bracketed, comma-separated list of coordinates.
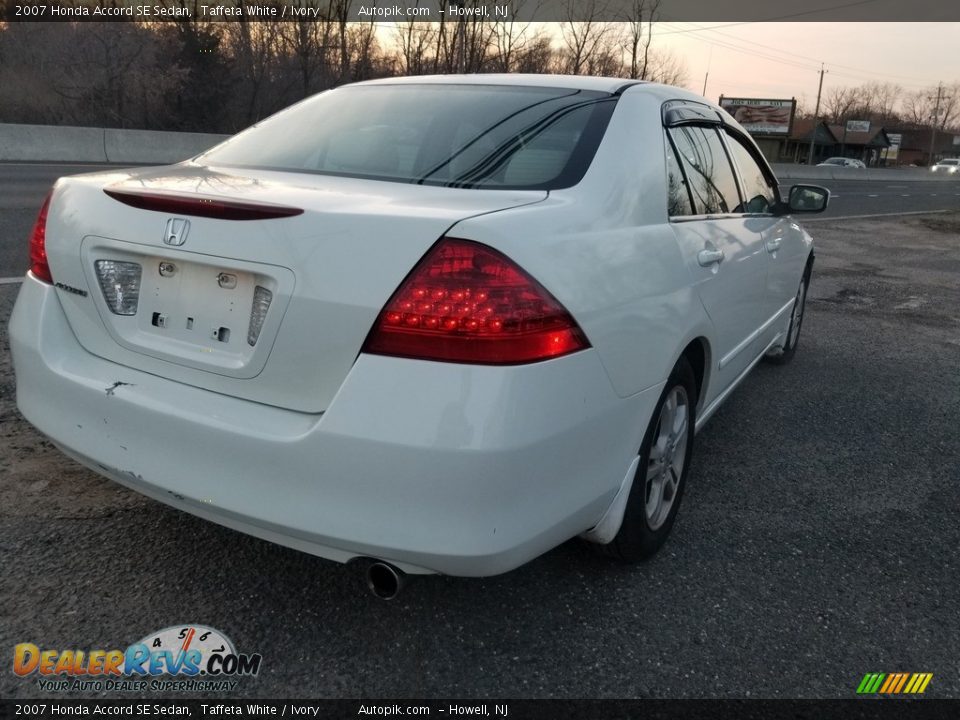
[2, 699, 960, 720]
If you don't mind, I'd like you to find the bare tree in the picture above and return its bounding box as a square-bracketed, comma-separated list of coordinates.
[645, 48, 689, 87]
[512, 34, 555, 74]
[279, 5, 338, 96]
[222, 17, 289, 124]
[622, 0, 660, 79]
[823, 86, 856, 124]
[347, 20, 382, 80]
[428, 5, 498, 74]
[487, 0, 543, 72]
[395, 21, 437, 75]
[859, 81, 903, 123]
[558, 0, 617, 75]
[906, 82, 960, 131]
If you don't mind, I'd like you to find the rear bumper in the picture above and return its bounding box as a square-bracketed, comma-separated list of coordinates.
[9, 275, 661, 576]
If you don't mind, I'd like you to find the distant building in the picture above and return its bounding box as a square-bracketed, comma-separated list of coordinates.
[780, 120, 891, 166]
[888, 128, 960, 166]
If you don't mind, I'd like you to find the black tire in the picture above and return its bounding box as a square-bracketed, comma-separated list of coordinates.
[766, 267, 810, 366]
[594, 357, 697, 562]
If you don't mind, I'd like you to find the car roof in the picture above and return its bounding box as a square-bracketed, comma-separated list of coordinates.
[352, 74, 641, 93]
[352, 74, 717, 102]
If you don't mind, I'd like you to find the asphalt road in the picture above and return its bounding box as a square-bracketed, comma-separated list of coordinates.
[1, 161, 958, 699]
[807, 177, 960, 218]
[1, 162, 959, 278]
[0, 163, 140, 279]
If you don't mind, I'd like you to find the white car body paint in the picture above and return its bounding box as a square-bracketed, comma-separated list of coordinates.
[8, 75, 818, 576]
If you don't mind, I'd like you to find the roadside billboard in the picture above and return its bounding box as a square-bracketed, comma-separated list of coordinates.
[719, 97, 795, 135]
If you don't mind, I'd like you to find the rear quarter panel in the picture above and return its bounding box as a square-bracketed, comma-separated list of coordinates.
[451, 89, 715, 400]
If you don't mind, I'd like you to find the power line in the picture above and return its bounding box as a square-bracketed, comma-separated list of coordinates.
[657, 0, 888, 32]
[670, 22, 933, 84]
[658, 22, 935, 92]
[657, 24, 807, 68]
[657, 23, 822, 72]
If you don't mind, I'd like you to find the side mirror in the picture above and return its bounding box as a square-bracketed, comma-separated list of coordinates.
[775, 184, 830, 215]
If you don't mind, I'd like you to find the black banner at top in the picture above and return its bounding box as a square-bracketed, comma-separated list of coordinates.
[2, 0, 960, 22]
[1, 700, 960, 720]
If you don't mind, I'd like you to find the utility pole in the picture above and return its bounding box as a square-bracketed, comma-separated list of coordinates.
[807, 64, 826, 165]
[927, 81, 945, 166]
[702, 45, 713, 97]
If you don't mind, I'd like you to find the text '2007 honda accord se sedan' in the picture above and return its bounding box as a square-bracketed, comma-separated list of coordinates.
[10, 75, 828, 597]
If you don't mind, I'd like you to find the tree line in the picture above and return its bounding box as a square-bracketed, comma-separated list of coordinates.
[0, 0, 689, 133]
[798, 80, 960, 134]
[1, 4, 956, 137]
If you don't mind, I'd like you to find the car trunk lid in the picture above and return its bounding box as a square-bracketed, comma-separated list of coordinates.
[44, 163, 547, 413]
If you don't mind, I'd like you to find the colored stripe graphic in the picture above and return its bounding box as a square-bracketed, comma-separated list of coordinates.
[857, 672, 932, 694]
[857, 673, 886, 694]
[904, 674, 921, 693]
[879, 674, 897, 693]
[893, 673, 909, 693]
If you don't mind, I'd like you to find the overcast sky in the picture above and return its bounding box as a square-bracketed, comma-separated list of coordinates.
[655, 22, 958, 106]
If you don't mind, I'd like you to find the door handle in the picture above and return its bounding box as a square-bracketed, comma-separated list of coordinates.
[697, 248, 725, 267]
[765, 237, 782, 253]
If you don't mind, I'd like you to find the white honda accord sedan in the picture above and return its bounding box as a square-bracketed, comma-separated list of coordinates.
[10, 75, 827, 596]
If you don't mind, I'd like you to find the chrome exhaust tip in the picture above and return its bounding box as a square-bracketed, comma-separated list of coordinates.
[362, 560, 406, 600]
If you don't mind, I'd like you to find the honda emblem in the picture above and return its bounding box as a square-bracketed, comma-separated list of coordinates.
[163, 218, 190, 246]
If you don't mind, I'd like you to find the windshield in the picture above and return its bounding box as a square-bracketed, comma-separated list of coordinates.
[200, 84, 617, 190]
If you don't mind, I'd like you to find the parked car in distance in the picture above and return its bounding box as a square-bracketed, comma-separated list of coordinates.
[931, 158, 959, 174]
[817, 157, 866, 168]
[9, 75, 829, 598]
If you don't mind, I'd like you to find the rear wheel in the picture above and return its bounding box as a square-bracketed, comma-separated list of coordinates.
[766, 269, 809, 365]
[596, 357, 696, 562]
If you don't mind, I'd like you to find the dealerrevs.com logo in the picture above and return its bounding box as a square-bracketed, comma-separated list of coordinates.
[13, 625, 262, 693]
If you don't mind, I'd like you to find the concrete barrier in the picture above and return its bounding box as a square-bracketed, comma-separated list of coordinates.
[0, 123, 229, 164]
[0, 123, 108, 162]
[103, 128, 228, 164]
[771, 163, 945, 182]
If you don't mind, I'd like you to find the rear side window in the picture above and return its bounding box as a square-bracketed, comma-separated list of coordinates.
[668, 126, 740, 214]
[664, 134, 695, 217]
[201, 84, 616, 190]
[724, 132, 777, 214]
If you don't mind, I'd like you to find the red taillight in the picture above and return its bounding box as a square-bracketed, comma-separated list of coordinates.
[363, 238, 590, 365]
[29, 191, 54, 284]
[103, 188, 303, 220]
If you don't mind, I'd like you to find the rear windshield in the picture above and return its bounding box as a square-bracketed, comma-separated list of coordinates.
[199, 84, 616, 190]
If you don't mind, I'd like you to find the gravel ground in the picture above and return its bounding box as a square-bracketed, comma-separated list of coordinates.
[1, 214, 958, 700]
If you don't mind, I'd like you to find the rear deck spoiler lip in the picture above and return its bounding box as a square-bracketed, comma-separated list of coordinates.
[103, 188, 304, 221]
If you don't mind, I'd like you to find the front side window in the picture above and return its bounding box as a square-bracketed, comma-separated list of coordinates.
[200, 84, 616, 190]
[724, 132, 777, 214]
[668, 126, 740, 215]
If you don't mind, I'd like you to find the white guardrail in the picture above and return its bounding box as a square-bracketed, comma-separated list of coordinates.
[0, 123, 228, 164]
